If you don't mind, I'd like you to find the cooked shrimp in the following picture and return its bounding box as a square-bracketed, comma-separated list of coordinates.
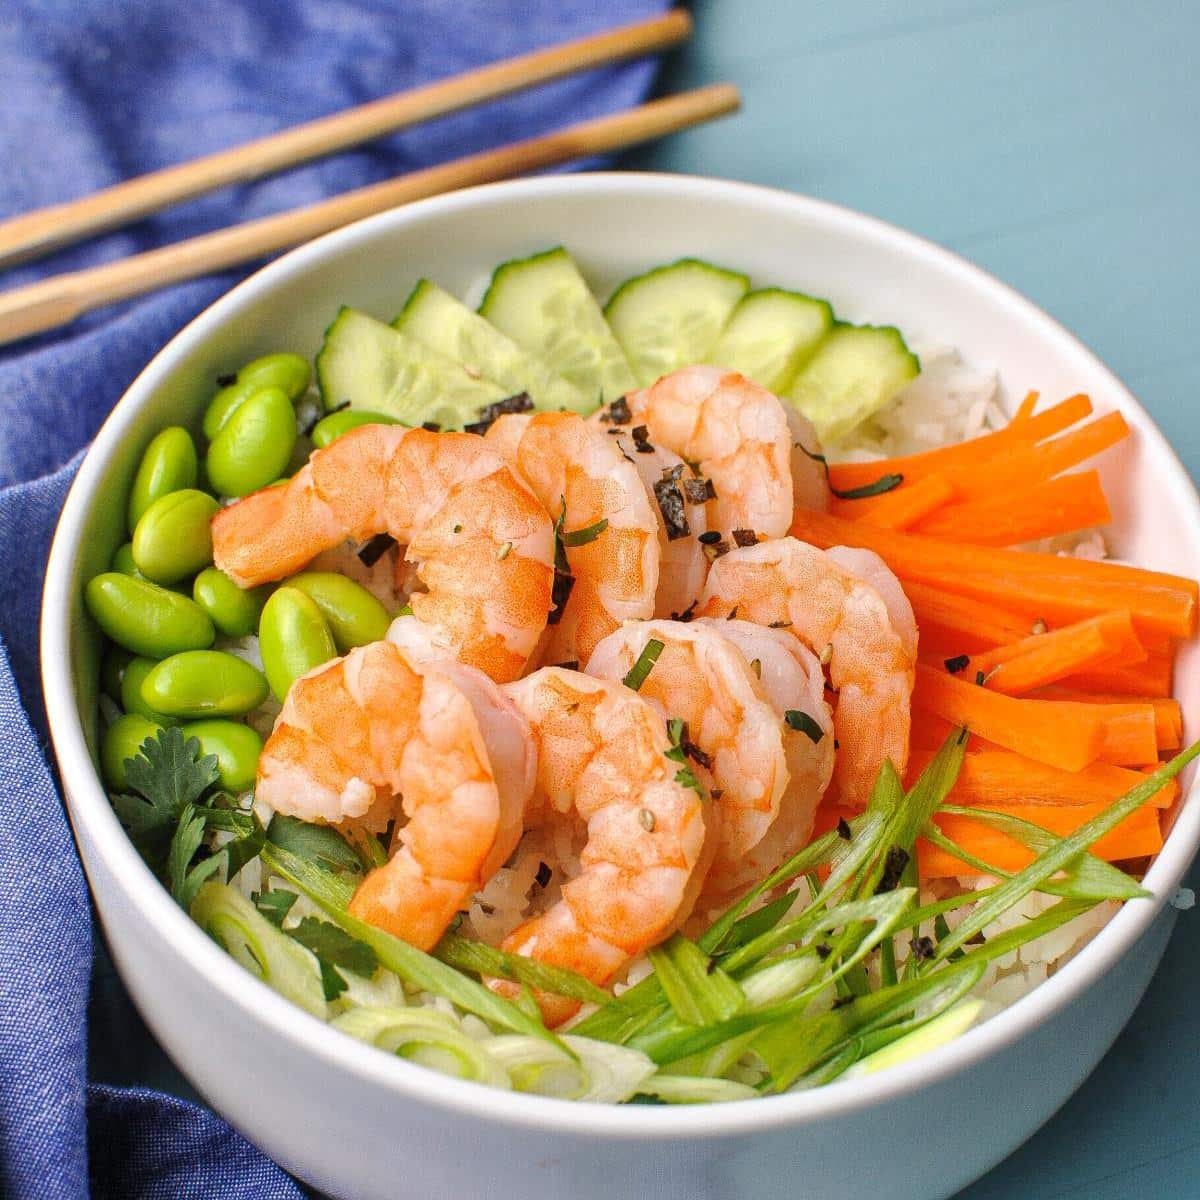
[485, 411, 659, 667]
[697, 537, 916, 806]
[499, 668, 709, 1024]
[212, 426, 554, 683]
[599, 427, 710, 619]
[256, 641, 530, 950]
[601, 366, 829, 540]
[692, 618, 834, 903]
[585, 619, 787, 883]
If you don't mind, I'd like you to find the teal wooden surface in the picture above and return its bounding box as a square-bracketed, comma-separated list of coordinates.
[89, 2, 1200, 1196]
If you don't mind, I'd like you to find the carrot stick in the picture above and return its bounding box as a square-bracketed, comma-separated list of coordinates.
[1032, 689, 1182, 749]
[913, 663, 1107, 772]
[913, 470, 1111, 546]
[904, 581, 1032, 651]
[1092, 704, 1161, 766]
[963, 611, 1145, 695]
[935, 411, 1130, 504]
[917, 802, 1162, 879]
[1012, 391, 1039, 421]
[834, 472, 955, 529]
[904, 745, 1177, 809]
[790, 509, 1199, 639]
[826, 394, 1093, 492]
[1066, 655, 1174, 698]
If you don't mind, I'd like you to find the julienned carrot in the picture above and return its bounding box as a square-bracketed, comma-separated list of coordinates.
[904, 581, 1032, 651]
[1036, 688, 1182, 750]
[789, 509, 1199, 639]
[913, 470, 1111, 546]
[913, 663, 1107, 772]
[905, 746, 1178, 810]
[826, 393, 1093, 492]
[834, 473, 955, 529]
[1012, 391, 1039, 421]
[916, 802, 1162, 879]
[1092, 704, 1161, 766]
[932, 411, 1130, 504]
[964, 610, 1145, 695]
[1066, 656, 1173, 698]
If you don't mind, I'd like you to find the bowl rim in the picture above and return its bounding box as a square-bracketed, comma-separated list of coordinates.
[41, 170, 1200, 1139]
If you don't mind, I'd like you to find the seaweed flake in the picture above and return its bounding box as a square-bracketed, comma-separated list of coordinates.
[910, 935, 936, 962]
[534, 861, 552, 889]
[836, 818, 852, 840]
[357, 533, 396, 567]
[653, 473, 690, 541]
[599, 396, 632, 425]
[732, 529, 758, 548]
[698, 530, 722, 545]
[875, 846, 911, 894]
[944, 654, 970, 674]
[463, 392, 534, 435]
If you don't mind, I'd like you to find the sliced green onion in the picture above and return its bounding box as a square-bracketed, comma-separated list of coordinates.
[945, 896, 1094, 971]
[648, 935, 743, 1025]
[622, 638, 664, 691]
[561, 517, 610, 547]
[332, 1006, 510, 1087]
[843, 999, 985, 1079]
[637, 1074, 758, 1104]
[486, 1034, 655, 1102]
[191, 880, 326, 1019]
[716, 891, 797, 952]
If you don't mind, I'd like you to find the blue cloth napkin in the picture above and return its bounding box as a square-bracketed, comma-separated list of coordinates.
[0, 3, 669, 1195]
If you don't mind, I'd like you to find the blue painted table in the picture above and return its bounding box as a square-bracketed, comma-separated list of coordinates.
[91, 2, 1200, 1196]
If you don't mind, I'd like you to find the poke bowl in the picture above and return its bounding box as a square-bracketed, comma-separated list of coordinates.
[41, 173, 1200, 1200]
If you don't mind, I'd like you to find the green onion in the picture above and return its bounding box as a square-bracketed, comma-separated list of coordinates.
[486, 1034, 655, 1102]
[622, 638, 664, 691]
[561, 517, 610, 547]
[844, 999, 985, 1080]
[637, 1074, 758, 1104]
[784, 710, 825, 742]
[648, 935, 744, 1025]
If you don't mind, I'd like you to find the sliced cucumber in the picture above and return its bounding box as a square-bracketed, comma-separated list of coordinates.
[604, 259, 749, 385]
[316, 307, 506, 429]
[393, 279, 589, 413]
[705, 288, 833, 392]
[479, 247, 635, 405]
[786, 323, 920, 443]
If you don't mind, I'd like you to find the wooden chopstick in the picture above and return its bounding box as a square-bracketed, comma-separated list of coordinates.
[0, 84, 740, 347]
[0, 10, 692, 270]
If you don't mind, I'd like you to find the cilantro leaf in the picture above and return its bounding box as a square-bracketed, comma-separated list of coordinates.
[168, 802, 224, 909]
[223, 811, 266, 883]
[287, 916, 378, 998]
[253, 888, 299, 927]
[266, 814, 363, 877]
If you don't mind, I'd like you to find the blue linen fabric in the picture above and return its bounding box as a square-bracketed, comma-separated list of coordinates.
[0, 2, 669, 1195]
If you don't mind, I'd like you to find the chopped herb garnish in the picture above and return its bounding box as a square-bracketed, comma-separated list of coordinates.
[623, 638, 664, 691]
[599, 396, 631, 425]
[975, 670, 987, 686]
[768, 620, 792, 630]
[836, 818, 852, 840]
[534, 861, 552, 889]
[698, 530, 722, 545]
[703, 539, 731, 562]
[357, 532, 396, 567]
[253, 888, 298, 927]
[671, 599, 698, 623]
[653, 472, 690, 541]
[463, 392, 534, 435]
[631, 424, 654, 453]
[784, 710, 825, 743]
[909, 935, 936, 962]
[875, 846, 911, 894]
[794, 442, 904, 500]
[683, 477, 716, 505]
[548, 570, 575, 624]
[288, 916, 379, 1000]
[944, 654, 970, 674]
[726, 605, 738, 621]
[561, 517, 610, 547]
[732, 529, 758, 548]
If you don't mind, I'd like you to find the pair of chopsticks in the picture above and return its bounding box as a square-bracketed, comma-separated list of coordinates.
[0, 12, 738, 348]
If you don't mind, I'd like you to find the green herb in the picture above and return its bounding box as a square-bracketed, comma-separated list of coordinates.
[648, 935, 744, 1026]
[253, 888, 298, 927]
[266, 813, 363, 877]
[794, 442, 903, 500]
[167, 803, 223, 909]
[561, 517, 610, 547]
[287, 916, 379, 1000]
[784, 710, 825, 742]
[622, 638, 664, 691]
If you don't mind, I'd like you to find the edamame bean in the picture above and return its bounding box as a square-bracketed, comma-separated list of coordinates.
[206, 386, 297, 499]
[193, 567, 268, 638]
[102, 713, 163, 790]
[258, 586, 337, 700]
[101, 645, 133, 702]
[131, 489, 219, 584]
[120, 656, 181, 725]
[140, 650, 269, 718]
[180, 720, 263, 792]
[203, 353, 311, 440]
[310, 408, 401, 449]
[110, 542, 142, 577]
[127, 426, 199, 533]
[286, 572, 390, 650]
[85, 573, 215, 658]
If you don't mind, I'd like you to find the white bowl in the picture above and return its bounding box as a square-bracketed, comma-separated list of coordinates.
[42, 173, 1200, 1200]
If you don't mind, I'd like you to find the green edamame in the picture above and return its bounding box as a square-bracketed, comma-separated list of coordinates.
[286, 572, 390, 650]
[206, 386, 297, 499]
[127, 426, 199, 533]
[193, 567, 268, 638]
[131, 489, 219, 584]
[85, 573, 215, 658]
[101, 646, 133, 702]
[120, 656, 181, 725]
[110, 542, 142, 577]
[180, 720, 263, 792]
[102, 713, 163, 790]
[203, 353, 311, 440]
[258, 586, 337, 700]
[140, 650, 269, 718]
[310, 408, 400, 449]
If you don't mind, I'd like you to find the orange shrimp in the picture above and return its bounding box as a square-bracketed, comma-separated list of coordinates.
[212, 425, 554, 683]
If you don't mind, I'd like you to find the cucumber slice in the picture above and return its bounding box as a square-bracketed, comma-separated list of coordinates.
[479, 247, 636, 405]
[786, 323, 920, 443]
[393, 279, 589, 413]
[604, 259, 749, 385]
[706, 288, 833, 392]
[316, 307, 506, 429]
